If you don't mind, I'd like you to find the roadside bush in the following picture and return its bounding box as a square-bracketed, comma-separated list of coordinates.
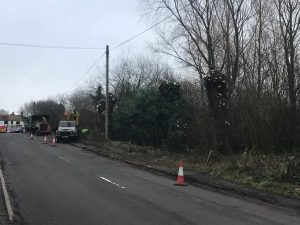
[167, 129, 186, 152]
[112, 80, 187, 151]
[112, 88, 161, 145]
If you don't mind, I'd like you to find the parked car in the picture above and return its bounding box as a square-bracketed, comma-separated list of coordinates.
[15, 125, 24, 133]
[7, 126, 17, 133]
[7, 125, 24, 133]
[56, 120, 78, 142]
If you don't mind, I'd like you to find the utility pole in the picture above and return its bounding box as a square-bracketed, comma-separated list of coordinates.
[33, 101, 36, 115]
[105, 45, 109, 140]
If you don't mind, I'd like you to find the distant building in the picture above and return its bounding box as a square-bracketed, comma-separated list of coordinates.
[0, 113, 25, 127]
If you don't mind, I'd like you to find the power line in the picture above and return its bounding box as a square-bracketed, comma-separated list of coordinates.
[64, 15, 174, 92]
[64, 3, 191, 93]
[0, 14, 171, 52]
[0, 42, 105, 50]
[111, 15, 172, 51]
[0, 3, 190, 53]
[111, 2, 191, 51]
[63, 51, 106, 95]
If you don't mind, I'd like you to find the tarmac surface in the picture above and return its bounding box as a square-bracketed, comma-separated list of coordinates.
[0, 133, 300, 225]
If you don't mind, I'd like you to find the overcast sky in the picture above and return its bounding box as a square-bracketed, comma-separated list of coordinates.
[0, 0, 157, 113]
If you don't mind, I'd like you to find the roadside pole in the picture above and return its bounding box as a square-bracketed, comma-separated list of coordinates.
[105, 45, 109, 140]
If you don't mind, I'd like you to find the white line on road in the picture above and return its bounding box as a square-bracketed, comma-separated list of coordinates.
[58, 156, 70, 163]
[0, 169, 14, 222]
[100, 177, 125, 189]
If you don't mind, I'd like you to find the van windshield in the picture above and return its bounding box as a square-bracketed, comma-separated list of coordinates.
[59, 121, 75, 127]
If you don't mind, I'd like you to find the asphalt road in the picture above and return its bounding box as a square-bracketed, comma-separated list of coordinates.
[0, 134, 299, 225]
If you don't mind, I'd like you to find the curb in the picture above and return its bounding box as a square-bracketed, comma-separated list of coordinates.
[70, 142, 300, 211]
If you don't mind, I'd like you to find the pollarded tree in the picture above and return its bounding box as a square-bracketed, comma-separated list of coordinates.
[141, 0, 253, 154]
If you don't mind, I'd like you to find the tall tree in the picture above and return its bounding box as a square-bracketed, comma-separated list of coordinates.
[20, 99, 65, 130]
[275, 0, 300, 147]
[141, 0, 252, 154]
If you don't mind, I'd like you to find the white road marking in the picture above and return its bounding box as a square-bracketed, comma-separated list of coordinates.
[99, 177, 125, 189]
[58, 156, 70, 163]
[0, 169, 14, 222]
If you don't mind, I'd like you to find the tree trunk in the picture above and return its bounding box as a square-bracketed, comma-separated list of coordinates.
[288, 85, 297, 148]
[204, 71, 231, 155]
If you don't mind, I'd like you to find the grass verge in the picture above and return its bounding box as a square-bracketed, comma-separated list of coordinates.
[83, 139, 300, 198]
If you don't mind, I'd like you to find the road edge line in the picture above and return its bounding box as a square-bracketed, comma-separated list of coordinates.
[0, 169, 14, 222]
[69, 142, 300, 211]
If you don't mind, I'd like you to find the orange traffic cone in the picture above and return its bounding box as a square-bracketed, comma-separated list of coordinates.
[29, 133, 33, 140]
[50, 137, 56, 146]
[43, 135, 48, 144]
[174, 160, 187, 186]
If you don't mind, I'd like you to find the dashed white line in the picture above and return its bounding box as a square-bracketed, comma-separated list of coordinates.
[58, 156, 70, 163]
[100, 177, 125, 189]
[0, 169, 14, 222]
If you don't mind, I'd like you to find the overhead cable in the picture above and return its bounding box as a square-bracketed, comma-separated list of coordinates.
[0, 42, 105, 50]
[64, 51, 106, 94]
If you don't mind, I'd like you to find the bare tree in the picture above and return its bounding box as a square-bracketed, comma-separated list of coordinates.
[68, 89, 98, 129]
[274, 0, 300, 147]
[19, 102, 35, 117]
[111, 54, 175, 99]
[86, 77, 105, 106]
[20, 99, 65, 130]
[141, 0, 253, 154]
[0, 109, 9, 115]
